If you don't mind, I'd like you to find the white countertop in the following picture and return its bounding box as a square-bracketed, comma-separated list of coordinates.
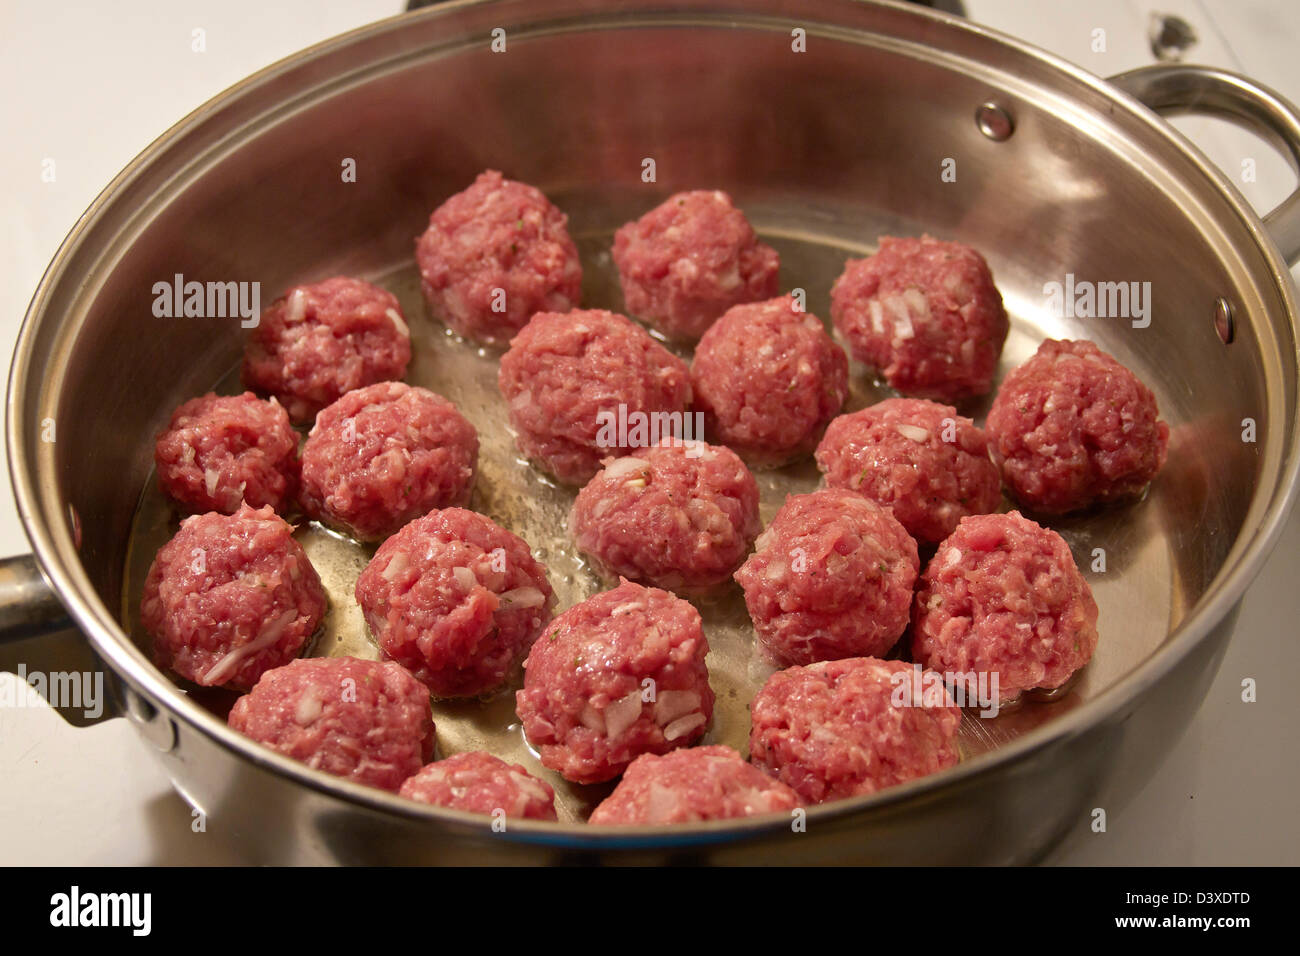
[1, 0, 1297, 865]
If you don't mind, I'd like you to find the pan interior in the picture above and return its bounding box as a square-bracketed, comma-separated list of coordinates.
[124, 219, 1198, 821]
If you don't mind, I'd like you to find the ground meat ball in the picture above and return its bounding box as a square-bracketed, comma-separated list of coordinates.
[228, 656, 434, 792]
[498, 309, 692, 485]
[911, 511, 1099, 700]
[985, 339, 1169, 515]
[734, 490, 918, 667]
[141, 504, 326, 691]
[516, 580, 714, 784]
[749, 657, 961, 804]
[691, 295, 848, 466]
[298, 382, 478, 541]
[241, 277, 411, 423]
[399, 751, 557, 820]
[830, 235, 1009, 401]
[154, 392, 299, 515]
[355, 508, 554, 698]
[613, 190, 780, 341]
[589, 745, 801, 825]
[815, 398, 1002, 545]
[570, 438, 761, 593]
[415, 170, 582, 345]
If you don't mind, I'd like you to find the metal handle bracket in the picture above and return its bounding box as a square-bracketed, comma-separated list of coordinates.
[1109, 63, 1300, 266]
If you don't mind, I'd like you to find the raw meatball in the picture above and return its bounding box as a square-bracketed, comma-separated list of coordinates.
[298, 382, 478, 541]
[228, 656, 434, 792]
[570, 438, 761, 593]
[815, 397, 1002, 545]
[691, 295, 848, 466]
[154, 392, 298, 515]
[912, 511, 1099, 700]
[613, 189, 780, 340]
[415, 169, 582, 345]
[355, 508, 554, 698]
[498, 308, 691, 485]
[589, 745, 801, 825]
[985, 339, 1169, 514]
[830, 235, 1009, 401]
[515, 580, 714, 784]
[749, 657, 961, 804]
[141, 504, 326, 691]
[734, 489, 918, 667]
[399, 751, 557, 820]
[242, 276, 411, 423]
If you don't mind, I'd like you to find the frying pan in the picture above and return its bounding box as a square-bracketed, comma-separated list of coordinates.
[3, 0, 1299, 864]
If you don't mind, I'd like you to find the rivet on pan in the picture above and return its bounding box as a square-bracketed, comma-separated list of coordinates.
[125, 687, 178, 753]
[976, 102, 1014, 141]
[1214, 297, 1235, 344]
[125, 689, 157, 723]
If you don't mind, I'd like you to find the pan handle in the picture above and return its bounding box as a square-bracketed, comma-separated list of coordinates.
[0, 553, 73, 643]
[1108, 63, 1300, 266]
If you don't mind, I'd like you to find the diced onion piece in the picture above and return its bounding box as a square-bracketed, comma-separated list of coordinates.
[285, 289, 308, 323]
[509, 771, 551, 803]
[204, 467, 220, 497]
[644, 783, 678, 824]
[602, 456, 649, 480]
[896, 423, 930, 443]
[603, 690, 644, 739]
[943, 272, 968, 296]
[902, 287, 930, 319]
[884, 295, 915, 340]
[385, 307, 410, 338]
[201, 608, 298, 685]
[499, 586, 545, 609]
[662, 713, 706, 741]
[653, 690, 701, 726]
[294, 691, 323, 726]
[381, 551, 409, 581]
[869, 299, 886, 334]
[579, 703, 605, 733]
[452, 566, 476, 590]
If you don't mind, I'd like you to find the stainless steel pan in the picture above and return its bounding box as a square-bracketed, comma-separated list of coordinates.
[4, 0, 1300, 864]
